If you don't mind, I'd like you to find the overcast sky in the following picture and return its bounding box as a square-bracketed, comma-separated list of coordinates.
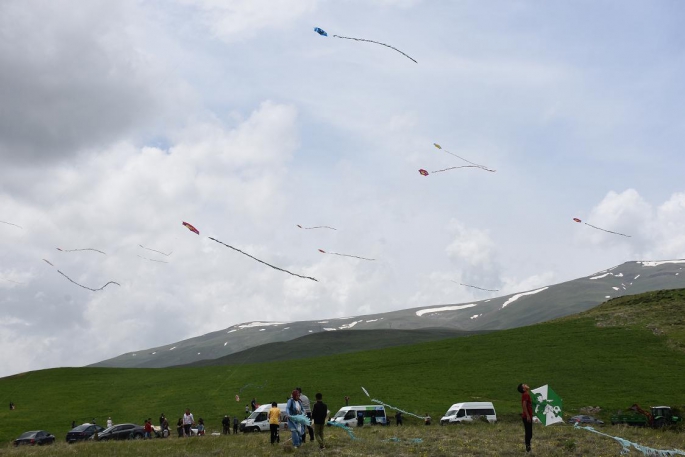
[1, 0, 684, 377]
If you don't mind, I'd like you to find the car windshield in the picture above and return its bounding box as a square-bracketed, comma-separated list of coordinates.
[445, 409, 457, 417]
[333, 410, 347, 418]
[18, 431, 37, 439]
[71, 425, 92, 432]
[248, 411, 261, 420]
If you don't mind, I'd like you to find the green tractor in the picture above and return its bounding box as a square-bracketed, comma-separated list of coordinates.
[611, 404, 681, 428]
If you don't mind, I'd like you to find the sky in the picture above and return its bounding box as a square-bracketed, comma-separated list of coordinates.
[1, 0, 684, 378]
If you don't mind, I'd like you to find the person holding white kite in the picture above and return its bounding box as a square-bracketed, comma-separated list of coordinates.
[518, 383, 533, 453]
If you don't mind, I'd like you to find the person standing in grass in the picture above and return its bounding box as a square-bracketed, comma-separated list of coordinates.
[395, 411, 403, 426]
[518, 383, 533, 452]
[286, 390, 304, 448]
[269, 402, 281, 445]
[222, 415, 230, 435]
[312, 393, 328, 450]
[296, 387, 314, 443]
[233, 416, 238, 434]
[183, 408, 195, 437]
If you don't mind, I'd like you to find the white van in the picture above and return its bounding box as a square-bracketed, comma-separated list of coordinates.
[330, 405, 387, 427]
[240, 403, 289, 433]
[440, 402, 497, 425]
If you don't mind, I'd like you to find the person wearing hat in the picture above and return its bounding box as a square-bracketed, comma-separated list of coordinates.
[518, 383, 533, 452]
[286, 390, 304, 448]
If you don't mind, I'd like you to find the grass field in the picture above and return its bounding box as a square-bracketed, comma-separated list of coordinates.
[1, 289, 684, 452]
[1, 422, 684, 456]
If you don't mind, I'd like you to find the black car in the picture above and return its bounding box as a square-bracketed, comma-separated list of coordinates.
[14, 430, 55, 446]
[66, 423, 105, 443]
[568, 415, 604, 425]
[93, 423, 145, 441]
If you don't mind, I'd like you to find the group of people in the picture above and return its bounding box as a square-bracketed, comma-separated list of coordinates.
[221, 414, 240, 434]
[279, 387, 328, 450]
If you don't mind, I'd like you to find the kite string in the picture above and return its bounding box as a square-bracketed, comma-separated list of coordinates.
[208, 237, 318, 282]
[0, 221, 23, 229]
[370, 398, 426, 421]
[574, 424, 685, 456]
[332, 34, 417, 63]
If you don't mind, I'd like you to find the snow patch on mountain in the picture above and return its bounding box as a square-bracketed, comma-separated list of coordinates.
[501, 287, 548, 309]
[416, 304, 477, 317]
[638, 260, 685, 267]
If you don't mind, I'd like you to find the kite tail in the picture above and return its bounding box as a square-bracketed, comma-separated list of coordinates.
[584, 223, 631, 238]
[0, 221, 23, 229]
[431, 165, 486, 174]
[370, 399, 426, 420]
[208, 237, 318, 282]
[330, 252, 375, 261]
[326, 421, 358, 440]
[574, 424, 685, 456]
[456, 281, 499, 292]
[332, 35, 417, 63]
[289, 414, 311, 426]
[57, 270, 120, 292]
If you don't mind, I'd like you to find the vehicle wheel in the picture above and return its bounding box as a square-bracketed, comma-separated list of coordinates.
[252, 427, 261, 433]
[133, 433, 143, 440]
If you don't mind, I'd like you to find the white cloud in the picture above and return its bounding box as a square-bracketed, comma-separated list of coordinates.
[176, 0, 317, 41]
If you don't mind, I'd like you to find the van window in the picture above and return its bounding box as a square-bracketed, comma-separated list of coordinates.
[344, 411, 356, 420]
[365, 410, 385, 418]
[466, 408, 495, 416]
[255, 412, 267, 422]
[334, 410, 347, 419]
[456, 409, 465, 418]
[446, 409, 458, 417]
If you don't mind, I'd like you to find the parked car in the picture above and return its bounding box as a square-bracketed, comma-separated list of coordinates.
[66, 423, 105, 443]
[568, 415, 604, 425]
[92, 423, 145, 441]
[14, 430, 55, 446]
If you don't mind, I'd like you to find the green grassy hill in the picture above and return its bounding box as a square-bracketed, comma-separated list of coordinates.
[1, 289, 684, 445]
[177, 328, 486, 367]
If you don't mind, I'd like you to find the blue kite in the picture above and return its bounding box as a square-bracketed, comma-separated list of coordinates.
[313, 26, 416, 63]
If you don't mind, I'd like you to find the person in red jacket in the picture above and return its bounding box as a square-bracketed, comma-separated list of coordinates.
[518, 383, 533, 452]
[144, 419, 153, 439]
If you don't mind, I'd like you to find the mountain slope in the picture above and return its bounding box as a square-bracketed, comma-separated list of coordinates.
[92, 259, 685, 368]
[4, 288, 685, 445]
[176, 328, 486, 367]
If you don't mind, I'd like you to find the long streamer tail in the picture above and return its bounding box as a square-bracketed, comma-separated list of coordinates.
[139, 245, 173, 256]
[455, 281, 499, 292]
[209, 237, 318, 282]
[332, 35, 417, 63]
[56, 270, 120, 292]
[320, 249, 375, 261]
[0, 221, 22, 229]
[57, 248, 107, 255]
[584, 223, 631, 238]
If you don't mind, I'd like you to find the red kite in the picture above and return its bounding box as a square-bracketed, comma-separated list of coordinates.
[183, 221, 200, 235]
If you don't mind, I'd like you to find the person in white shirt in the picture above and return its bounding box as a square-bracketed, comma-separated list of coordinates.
[107, 417, 113, 428]
[182, 408, 195, 437]
[296, 387, 314, 442]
